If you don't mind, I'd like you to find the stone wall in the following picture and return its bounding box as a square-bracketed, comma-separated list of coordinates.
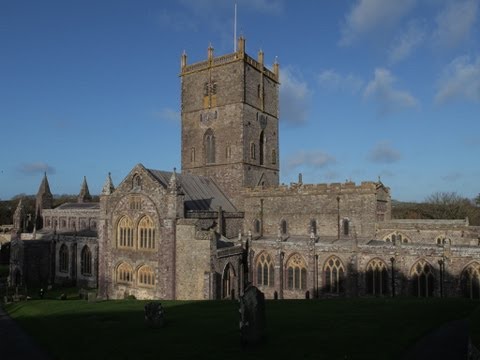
[175, 220, 212, 300]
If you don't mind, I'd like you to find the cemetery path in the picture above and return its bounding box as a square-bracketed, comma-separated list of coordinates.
[0, 305, 51, 360]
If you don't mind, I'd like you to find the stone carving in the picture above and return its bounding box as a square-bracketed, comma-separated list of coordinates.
[239, 285, 266, 346]
[144, 302, 166, 328]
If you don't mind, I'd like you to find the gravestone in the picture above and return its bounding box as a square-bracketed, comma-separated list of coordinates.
[239, 285, 266, 346]
[87, 291, 97, 303]
[144, 302, 166, 328]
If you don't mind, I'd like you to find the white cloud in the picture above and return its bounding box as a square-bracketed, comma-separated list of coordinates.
[18, 162, 56, 175]
[435, 55, 480, 103]
[285, 150, 336, 171]
[340, 0, 416, 46]
[279, 66, 311, 125]
[388, 20, 427, 64]
[317, 69, 364, 93]
[433, 0, 479, 49]
[364, 68, 418, 115]
[153, 108, 180, 122]
[368, 142, 401, 163]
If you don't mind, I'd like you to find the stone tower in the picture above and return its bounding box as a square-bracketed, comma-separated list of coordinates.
[35, 172, 53, 229]
[180, 37, 280, 207]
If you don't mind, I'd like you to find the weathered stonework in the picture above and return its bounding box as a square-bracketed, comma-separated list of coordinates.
[10, 37, 480, 301]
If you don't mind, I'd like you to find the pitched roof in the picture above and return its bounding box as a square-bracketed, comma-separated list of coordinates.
[56, 202, 100, 210]
[147, 169, 237, 212]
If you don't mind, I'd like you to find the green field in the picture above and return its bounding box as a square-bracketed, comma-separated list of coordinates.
[4, 293, 480, 360]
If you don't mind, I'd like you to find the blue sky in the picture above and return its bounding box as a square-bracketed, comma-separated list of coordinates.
[1, 0, 479, 201]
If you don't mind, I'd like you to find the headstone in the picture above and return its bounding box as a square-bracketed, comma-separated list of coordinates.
[144, 302, 166, 328]
[79, 288, 88, 300]
[239, 285, 266, 346]
[87, 292, 97, 303]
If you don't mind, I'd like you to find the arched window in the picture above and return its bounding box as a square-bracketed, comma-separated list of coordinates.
[117, 263, 133, 284]
[204, 129, 215, 164]
[256, 253, 274, 287]
[250, 143, 256, 160]
[138, 216, 155, 249]
[366, 259, 389, 296]
[117, 216, 134, 248]
[343, 219, 349, 236]
[254, 219, 261, 234]
[132, 174, 142, 189]
[461, 262, 480, 299]
[271, 149, 277, 165]
[59, 244, 69, 273]
[80, 245, 92, 276]
[281, 219, 287, 235]
[324, 256, 345, 294]
[259, 131, 265, 165]
[191, 147, 196, 163]
[286, 254, 307, 290]
[310, 219, 317, 235]
[138, 265, 155, 287]
[411, 260, 435, 297]
[222, 263, 236, 299]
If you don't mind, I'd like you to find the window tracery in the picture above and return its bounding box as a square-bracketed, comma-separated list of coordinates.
[411, 259, 435, 297]
[286, 254, 307, 290]
[324, 256, 345, 294]
[117, 262, 133, 284]
[256, 253, 274, 287]
[59, 244, 68, 273]
[366, 259, 388, 296]
[138, 265, 155, 287]
[81, 245, 92, 276]
[138, 216, 155, 249]
[117, 216, 134, 248]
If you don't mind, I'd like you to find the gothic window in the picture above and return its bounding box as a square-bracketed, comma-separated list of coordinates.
[366, 259, 389, 296]
[46, 218, 51, 227]
[80, 245, 92, 276]
[256, 253, 274, 287]
[286, 254, 307, 290]
[257, 84, 261, 98]
[222, 263, 236, 299]
[281, 219, 287, 235]
[204, 129, 215, 164]
[132, 174, 142, 189]
[254, 219, 261, 234]
[225, 145, 231, 159]
[138, 265, 155, 287]
[411, 260, 435, 297]
[461, 262, 480, 299]
[324, 256, 345, 294]
[138, 216, 155, 249]
[250, 143, 256, 160]
[59, 244, 69, 273]
[191, 147, 196, 163]
[259, 131, 265, 165]
[343, 219, 349, 236]
[117, 262, 133, 284]
[117, 216, 134, 248]
[271, 149, 277, 165]
[310, 219, 317, 235]
[61, 219, 66, 228]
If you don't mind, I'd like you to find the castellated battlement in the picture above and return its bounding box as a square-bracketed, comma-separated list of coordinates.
[180, 36, 279, 83]
[244, 180, 386, 197]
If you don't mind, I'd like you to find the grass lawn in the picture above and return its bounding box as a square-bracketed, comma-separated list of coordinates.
[4, 294, 480, 360]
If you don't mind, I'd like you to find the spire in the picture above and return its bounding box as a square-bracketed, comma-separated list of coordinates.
[101, 172, 115, 195]
[78, 176, 92, 203]
[37, 172, 52, 198]
[169, 167, 182, 194]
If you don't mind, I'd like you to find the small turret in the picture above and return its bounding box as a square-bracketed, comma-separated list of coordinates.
[35, 172, 53, 229]
[78, 176, 92, 203]
[13, 198, 26, 232]
[101, 172, 115, 195]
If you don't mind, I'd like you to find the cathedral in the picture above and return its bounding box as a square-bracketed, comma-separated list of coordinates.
[9, 37, 480, 300]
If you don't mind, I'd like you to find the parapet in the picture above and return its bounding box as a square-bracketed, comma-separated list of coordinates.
[180, 37, 279, 83]
[244, 180, 387, 197]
